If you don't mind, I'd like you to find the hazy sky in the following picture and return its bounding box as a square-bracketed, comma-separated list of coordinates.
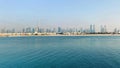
[0, 0, 120, 31]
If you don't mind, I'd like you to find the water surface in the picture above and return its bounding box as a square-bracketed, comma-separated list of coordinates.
[0, 36, 120, 68]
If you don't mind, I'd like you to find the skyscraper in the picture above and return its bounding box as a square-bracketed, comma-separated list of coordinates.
[104, 25, 107, 33]
[35, 26, 39, 33]
[32, 28, 35, 33]
[26, 27, 32, 33]
[101, 25, 104, 33]
[93, 25, 95, 33]
[90, 24, 93, 33]
[58, 27, 62, 33]
[100, 25, 107, 33]
[90, 24, 95, 33]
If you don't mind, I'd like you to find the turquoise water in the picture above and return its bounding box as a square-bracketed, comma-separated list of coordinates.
[0, 36, 120, 68]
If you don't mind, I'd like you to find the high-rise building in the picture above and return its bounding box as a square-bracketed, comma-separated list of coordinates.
[26, 27, 32, 33]
[35, 26, 39, 33]
[52, 28, 56, 33]
[32, 28, 35, 33]
[104, 25, 107, 33]
[101, 25, 104, 33]
[58, 27, 62, 33]
[113, 28, 119, 34]
[93, 25, 95, 33]
[90, 24, 95, 33]
[39, 28, 45, 33]
[80, 28, 83, 33]
[22, 28, 25, 33]
[90, 24, 93, 33]
[11, 28, 15, 33]
[100, 25, 107, 33]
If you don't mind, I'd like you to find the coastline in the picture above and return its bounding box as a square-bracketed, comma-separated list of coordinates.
[0, 33, 120, 37]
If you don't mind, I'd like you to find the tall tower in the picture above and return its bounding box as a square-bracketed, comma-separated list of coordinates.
[90, 24, 95, 33]
[35, 22, 40, 33]
[35, 26, 39, 33]
[58, 27, 62, 33]
[93, 25, 95, 33]
[101, 25, 103, 33]
[104, 25, 107, 33]
[90, 24, 93, 33]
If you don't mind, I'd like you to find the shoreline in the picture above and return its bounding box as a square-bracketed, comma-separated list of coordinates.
[0, 33, 120, 37]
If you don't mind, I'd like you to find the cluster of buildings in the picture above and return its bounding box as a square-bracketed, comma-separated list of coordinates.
[0, 25, 120, 34]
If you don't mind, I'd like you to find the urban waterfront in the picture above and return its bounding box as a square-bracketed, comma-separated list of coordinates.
[1, 0, 120, 68]
[1, 24, 120, 37]
[0, 36, 120, 68]
[1, 25, 120, 34]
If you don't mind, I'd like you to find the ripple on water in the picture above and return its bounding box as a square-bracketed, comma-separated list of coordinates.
[0, 36, 120, 68]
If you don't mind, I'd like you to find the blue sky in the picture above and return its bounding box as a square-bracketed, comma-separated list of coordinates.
[0, 0, 120, 31]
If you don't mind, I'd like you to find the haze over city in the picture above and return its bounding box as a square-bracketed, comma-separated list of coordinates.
[1, 0, 120, 32]
[0, 1, 120, 68]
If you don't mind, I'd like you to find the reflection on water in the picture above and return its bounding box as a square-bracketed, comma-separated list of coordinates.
[0, 36, 120, 68]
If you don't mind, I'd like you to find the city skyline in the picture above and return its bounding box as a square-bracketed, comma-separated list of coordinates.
[0, 24, 120, 33]
[1, 0, 120, 31]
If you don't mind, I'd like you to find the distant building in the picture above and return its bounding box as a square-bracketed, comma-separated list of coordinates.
[114, 28, 119, 34]
[90, 25, 93, 33]
[80, 28, 83, 33]
[11, 28, 15, 33]
[58, 27, 62, 33]
[101, 25, 104, 33]
[32, 28, 35, 33]
[39, 28, 45, 33]
[46, 28, 52, 33]
[22, 28, 25, 33]
[89, 24, 95, 33]
[104, 25, 107, 33]
[1, 29, 6, 33]
[52, 28, 56, 33]
[26, 27, 32, 33]
[100, 25, 107, 33]
[35, 26, 39, 33]
[93, 25, 95, 33]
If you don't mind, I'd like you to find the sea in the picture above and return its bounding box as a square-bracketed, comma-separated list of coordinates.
[0, 36, 120, 68]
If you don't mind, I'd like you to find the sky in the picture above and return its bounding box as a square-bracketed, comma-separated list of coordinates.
[0, 0, 120, 31]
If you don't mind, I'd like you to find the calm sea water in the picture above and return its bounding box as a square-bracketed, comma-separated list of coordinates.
[0, 36, 120, 68]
